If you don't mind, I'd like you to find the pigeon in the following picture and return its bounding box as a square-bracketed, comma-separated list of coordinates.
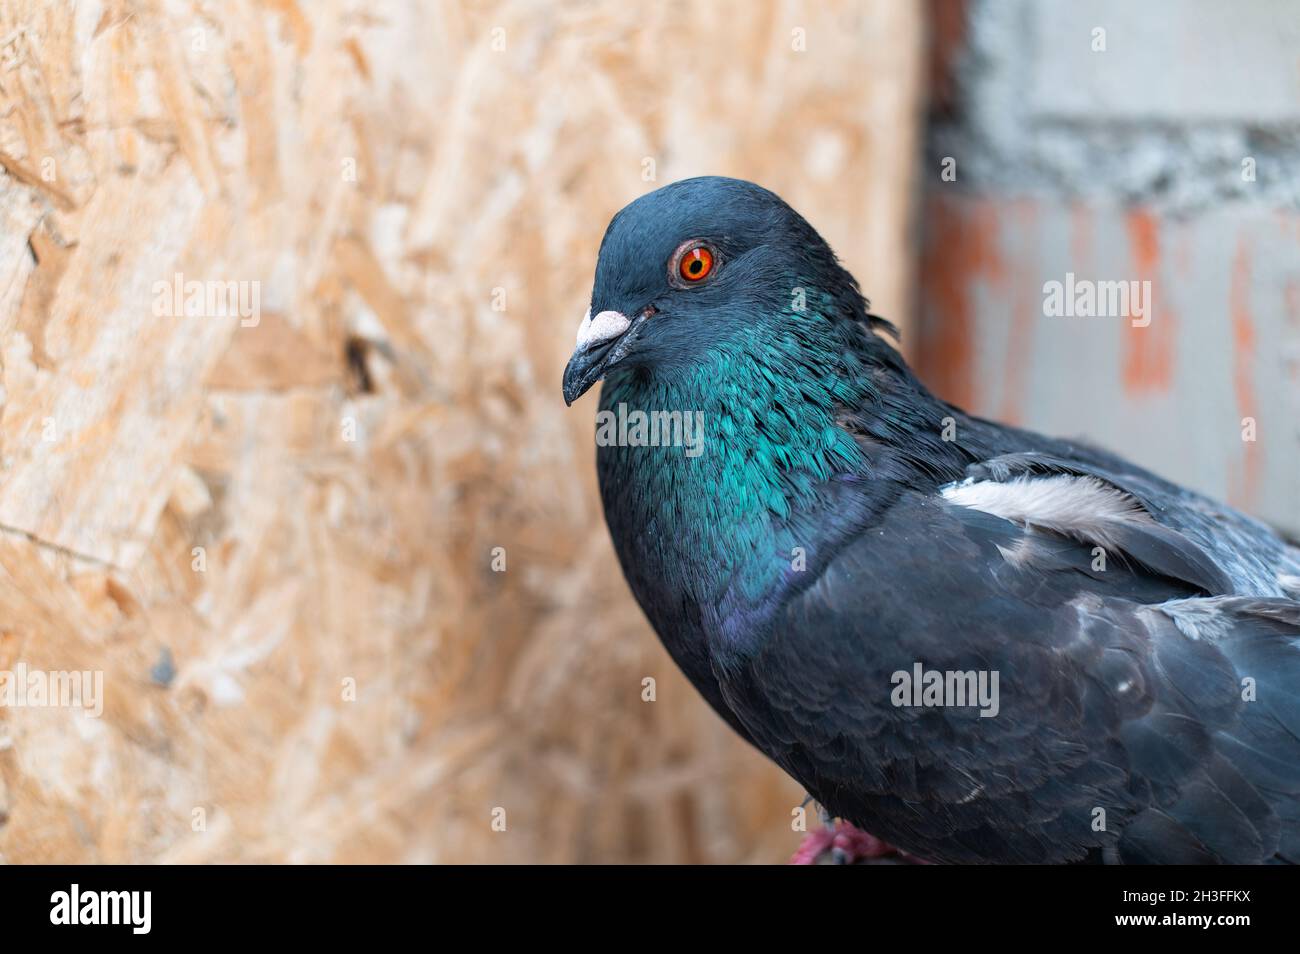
[562, 176, 1300, 864]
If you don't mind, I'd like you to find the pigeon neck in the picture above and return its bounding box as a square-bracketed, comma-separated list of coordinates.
[594, 323, 958, 651]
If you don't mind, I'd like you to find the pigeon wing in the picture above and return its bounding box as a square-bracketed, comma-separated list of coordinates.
[715, 487, 1300, 864]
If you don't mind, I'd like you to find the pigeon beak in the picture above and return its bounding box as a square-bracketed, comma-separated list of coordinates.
[562, 308, 638, 405]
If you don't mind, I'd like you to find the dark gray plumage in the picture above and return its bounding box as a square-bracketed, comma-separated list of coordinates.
[563, 176, 1300, 864]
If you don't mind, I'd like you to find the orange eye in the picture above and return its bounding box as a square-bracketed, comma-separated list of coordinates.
[679, 245, 714, 282]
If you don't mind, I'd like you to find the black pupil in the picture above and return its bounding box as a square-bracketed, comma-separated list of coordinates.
[689, 259, 701, 273]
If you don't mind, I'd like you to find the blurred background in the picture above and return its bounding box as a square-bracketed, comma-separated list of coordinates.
[0, 0, 1293, 863]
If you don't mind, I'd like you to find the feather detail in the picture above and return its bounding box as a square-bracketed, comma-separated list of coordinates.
[940, 474, 1153, 551]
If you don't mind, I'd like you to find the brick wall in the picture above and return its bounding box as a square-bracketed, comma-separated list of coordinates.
[918, 0, 1300, 534]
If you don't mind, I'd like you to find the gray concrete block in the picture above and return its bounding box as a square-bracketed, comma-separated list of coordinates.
[918, 194, 1300, 535]
[1030, 0, 1300, 124]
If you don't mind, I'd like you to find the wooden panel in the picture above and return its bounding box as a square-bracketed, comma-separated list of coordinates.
[0, 0, 924, 863]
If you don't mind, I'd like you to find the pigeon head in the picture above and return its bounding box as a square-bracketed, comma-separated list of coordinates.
[562, 176, 869, 405]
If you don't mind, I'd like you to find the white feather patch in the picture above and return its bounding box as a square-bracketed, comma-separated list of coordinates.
[1158, 597, 1235, 642]
[941, 474, 1153, 550]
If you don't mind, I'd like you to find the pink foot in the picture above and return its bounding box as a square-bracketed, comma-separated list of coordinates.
[790, 820, 903, 865]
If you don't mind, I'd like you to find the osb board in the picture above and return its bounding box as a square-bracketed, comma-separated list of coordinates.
[0, 0, 924, 863]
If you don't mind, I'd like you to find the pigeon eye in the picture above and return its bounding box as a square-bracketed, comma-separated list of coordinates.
[676, 244, 715, 283]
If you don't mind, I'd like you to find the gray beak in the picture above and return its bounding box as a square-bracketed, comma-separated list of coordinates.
[562, 309, 635, 405]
